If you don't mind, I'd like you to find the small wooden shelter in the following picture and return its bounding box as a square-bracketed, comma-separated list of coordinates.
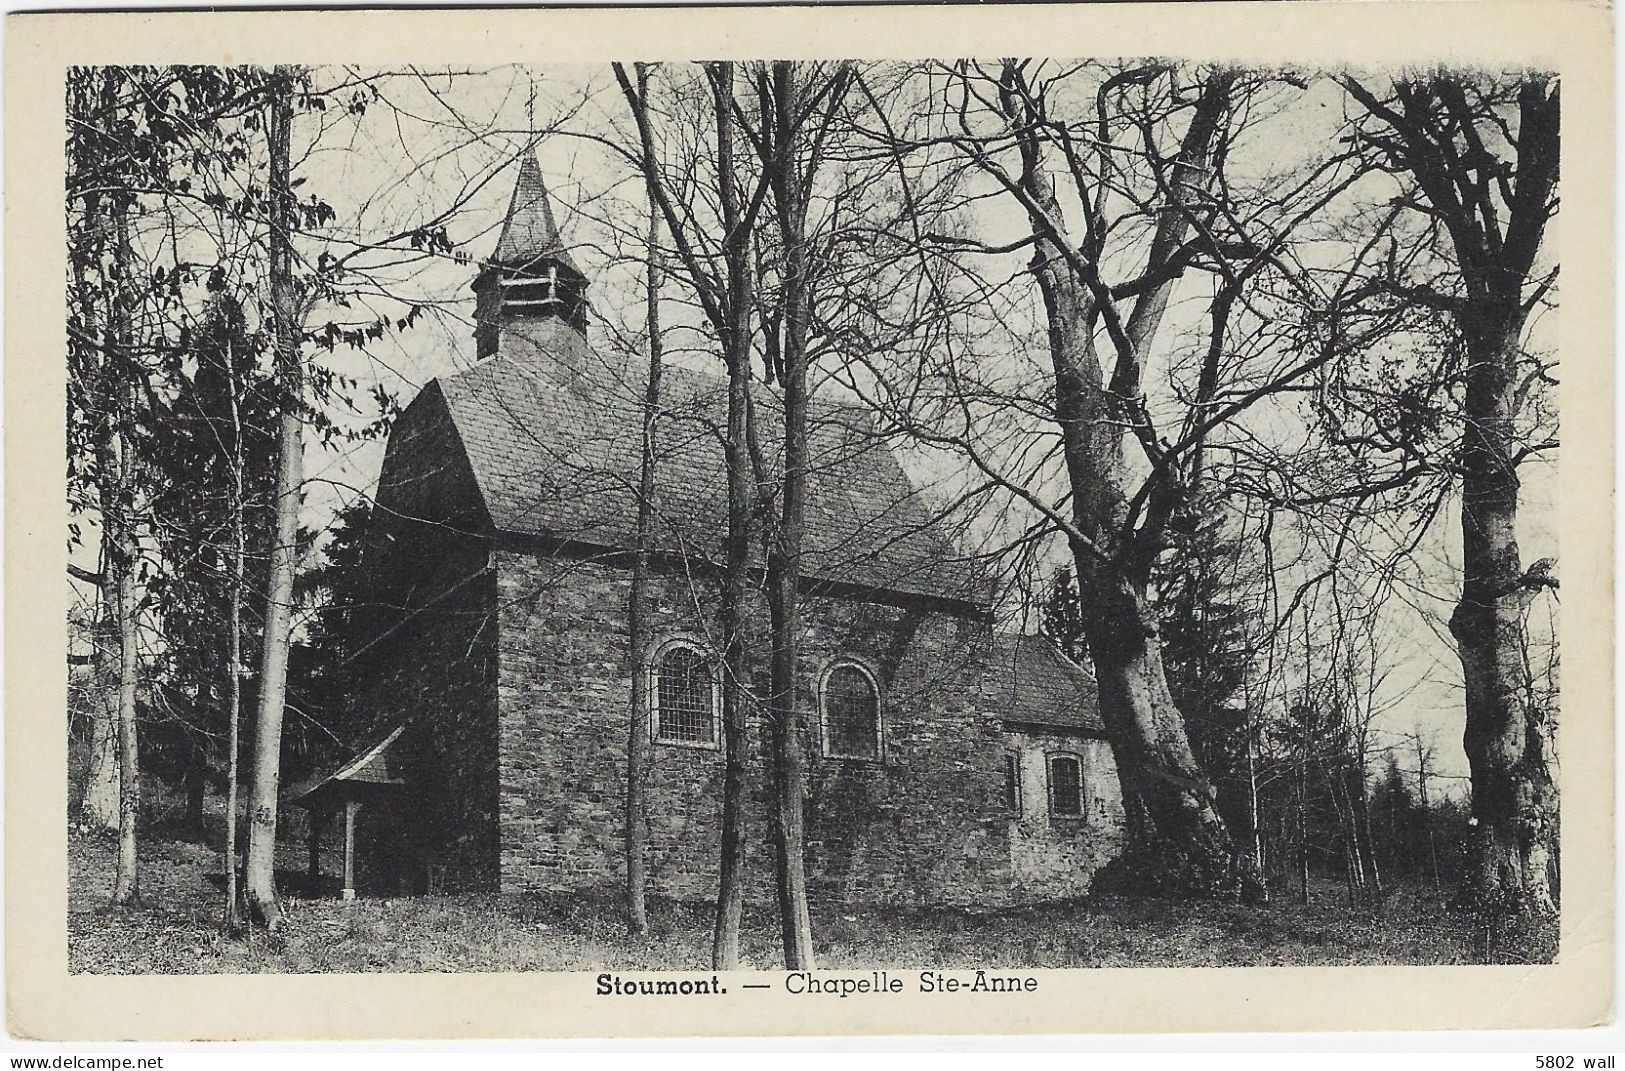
[290, 725, 407, 900]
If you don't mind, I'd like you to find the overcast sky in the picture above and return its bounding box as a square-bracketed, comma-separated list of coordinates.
[221, 62, 1562, 786]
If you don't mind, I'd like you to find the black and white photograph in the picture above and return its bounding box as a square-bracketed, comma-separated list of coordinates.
[9, 0, 1612, 1042]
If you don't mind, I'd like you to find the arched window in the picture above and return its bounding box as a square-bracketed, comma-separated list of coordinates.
[1047, 753, 1084, 817]
[821, 661, 881, 760]
[652, 643, 719, 748]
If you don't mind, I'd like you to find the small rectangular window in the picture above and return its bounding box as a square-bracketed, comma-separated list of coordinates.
[1048, 754, 1083, 817]
[1005, 751, 1022, 816]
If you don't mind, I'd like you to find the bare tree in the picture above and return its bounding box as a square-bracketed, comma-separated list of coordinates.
[1343, 72, 1560, 915]
[623, 63, 664, 936]
[938, 62, 1261, 897]
[748, 59, 854, 970]
[614, 60, 767, 969]
[1403, 728, 1447, 905]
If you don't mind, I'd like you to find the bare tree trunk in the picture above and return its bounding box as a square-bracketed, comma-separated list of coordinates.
[997, 65, 1259, 900]
[109, 459, 141, 907]
[1245, 704, 1264, 874]
[82, 709, 121, 829]
[611, 60, 760, 969]
[710, 60, 751, 970]
[244, 65, 302, 929]
[624, 115, 662, 937]
[1297, 756, 1310, 907]
[106, 109, 142, 906]
[1343, 74, 1560, 917]
[68, 69, 121, 836]
[1411, 734, 1445, 906]
[1329, 764, 1364, 905]
[759, 59, 834, 971]
[1449, 320, 1558, 916]
[80, 540, 122, 833]
[223, 333, 246, 932]
[1354, 737, 1384, 901]
[1087, 573, 1255, 896]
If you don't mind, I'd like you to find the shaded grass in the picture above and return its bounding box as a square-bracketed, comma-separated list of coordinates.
[69, 829, 1519, 975]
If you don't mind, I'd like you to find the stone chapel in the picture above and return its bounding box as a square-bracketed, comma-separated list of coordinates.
[299, 153, 1125, 906]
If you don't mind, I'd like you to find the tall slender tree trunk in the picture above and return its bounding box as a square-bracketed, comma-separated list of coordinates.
[78, 495, 121, 836]
[80, 543, 121, 832]
[1330, 766, 1364, 904]
[1296, 768, 1310, 907]
[710, 60, 752, 970]
[764, 574, 812, 968]
[610, 61, 758, 967]
[244, 65, 303, 929]
[624, 122, 662, 937]
[223, 332, 247, 931]
[1413, 740, 1444, 906]
[108, 443, 142, 907]
[761, 60, 826, 970]
[1244, 698, 1264, 874]
[106, 104, 142, 906]
[1355, 737, 1384, 900]
[68, 68, 121, 835]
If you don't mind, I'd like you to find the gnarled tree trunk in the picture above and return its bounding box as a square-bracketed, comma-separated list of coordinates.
[1449, 322, 1557, 914]
[1083, 567, 1255, 896]
[1006, 65, 1261, 899]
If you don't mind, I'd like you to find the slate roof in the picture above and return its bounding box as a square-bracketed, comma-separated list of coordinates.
[987, 632, 1105, 734]
[491, 152, 579, 274]
[419, 317, 988, 606]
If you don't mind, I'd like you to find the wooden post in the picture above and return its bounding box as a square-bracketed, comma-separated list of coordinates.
[307, 806, 322, 885]
[342, 799, 360, 901]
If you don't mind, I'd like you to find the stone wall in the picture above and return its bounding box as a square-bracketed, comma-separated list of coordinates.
[493, 547, 1021, 906]
[1004, 731, 1125, 900]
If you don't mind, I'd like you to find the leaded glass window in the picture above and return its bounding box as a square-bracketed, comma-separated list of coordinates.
[654, 644, 717, 746]
[822, 663, 880, 760]
[1048, 753, 1083, 817]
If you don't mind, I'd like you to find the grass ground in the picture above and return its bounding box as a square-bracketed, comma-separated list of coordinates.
[68, 828, 1542, 975]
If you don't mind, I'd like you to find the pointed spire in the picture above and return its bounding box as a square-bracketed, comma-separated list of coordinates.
[492, 151, 578, 273]
[473, 149, 591, 357]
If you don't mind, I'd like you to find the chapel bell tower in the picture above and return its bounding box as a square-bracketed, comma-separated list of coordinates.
[472, 151, 589, 359]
